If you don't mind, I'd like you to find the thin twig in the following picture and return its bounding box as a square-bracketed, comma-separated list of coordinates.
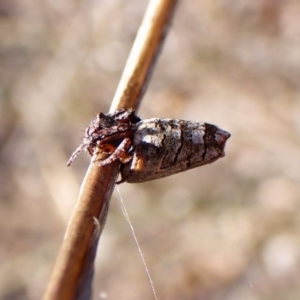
[43, 1, 178, 299]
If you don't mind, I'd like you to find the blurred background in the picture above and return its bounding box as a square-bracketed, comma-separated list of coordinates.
[1, 0, 300, 299]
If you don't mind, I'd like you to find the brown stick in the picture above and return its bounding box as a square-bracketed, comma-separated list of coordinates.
[43, 1, 178, 299]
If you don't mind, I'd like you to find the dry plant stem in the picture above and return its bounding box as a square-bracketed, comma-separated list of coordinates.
[44, 0, 178, 299]
[110, 0, 178, 112]
[46, 159, 119, 300]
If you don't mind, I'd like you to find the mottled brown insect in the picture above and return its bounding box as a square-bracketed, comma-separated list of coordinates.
[68, 109, 230, 183]
[121, 118, 230, 183]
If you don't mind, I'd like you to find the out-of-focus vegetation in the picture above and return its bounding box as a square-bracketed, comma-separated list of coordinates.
[1, 0, 300, 299]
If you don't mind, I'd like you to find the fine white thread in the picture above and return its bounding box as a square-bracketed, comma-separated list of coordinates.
[116, 186, 159, 300]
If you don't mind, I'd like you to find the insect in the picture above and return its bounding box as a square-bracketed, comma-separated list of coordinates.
[68, 109, 230, 183]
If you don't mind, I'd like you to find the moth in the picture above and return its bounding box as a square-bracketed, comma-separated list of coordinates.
[68, 109, 230, 183]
